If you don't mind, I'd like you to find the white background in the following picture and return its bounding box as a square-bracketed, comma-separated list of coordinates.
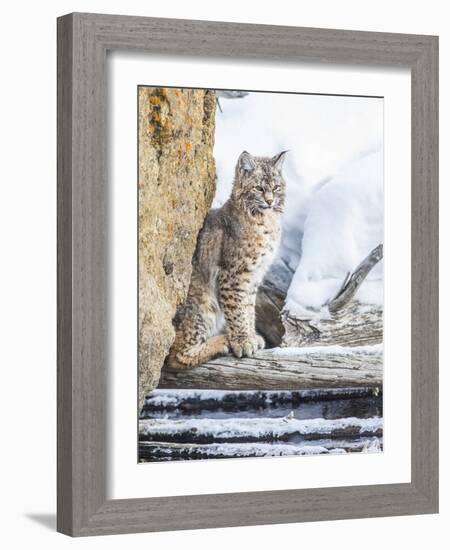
[0, 1, 447, 548]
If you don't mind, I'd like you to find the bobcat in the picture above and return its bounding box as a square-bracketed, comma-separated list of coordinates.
[167, 150, 287, 369]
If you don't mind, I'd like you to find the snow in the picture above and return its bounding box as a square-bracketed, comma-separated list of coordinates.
[144, 389, 235, 407]
[267, 344, 383, 356]
[361, 437, 383, 453]
[141, 441, 350, 457]
[212, 92, 383, 312]
[140, 415, 383, 440]
[285, 151, 383, 313]
[213, 92, 382, 209]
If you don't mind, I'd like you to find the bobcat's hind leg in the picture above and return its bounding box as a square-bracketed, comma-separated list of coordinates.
[166, 291, 228, 370]
[166, 334, 229, 370]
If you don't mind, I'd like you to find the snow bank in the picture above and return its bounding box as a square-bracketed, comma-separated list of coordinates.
[212, 92, 383, 312]
[285, 150, 384, 314]
[213, 92, 382, 210]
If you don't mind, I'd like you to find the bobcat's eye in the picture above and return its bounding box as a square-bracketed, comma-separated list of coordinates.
[255, 186, 264, 192]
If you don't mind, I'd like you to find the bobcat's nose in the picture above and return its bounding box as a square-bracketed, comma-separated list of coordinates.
[265, 196, 274, 206]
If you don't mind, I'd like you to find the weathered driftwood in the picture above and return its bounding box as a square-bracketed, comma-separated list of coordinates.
[283, 302, 383, 348]
[159, 347, 382, 390]
[327, 245, 383, 314]
[256, 244, 384, 348]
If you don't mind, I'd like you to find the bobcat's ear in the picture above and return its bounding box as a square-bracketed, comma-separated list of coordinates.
[272, 150, 288, 170]
[238, 151, 256, 174]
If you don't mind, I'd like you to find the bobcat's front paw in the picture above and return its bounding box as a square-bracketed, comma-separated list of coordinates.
[252, 333, 265, 351]
[229, 334, 265, 358]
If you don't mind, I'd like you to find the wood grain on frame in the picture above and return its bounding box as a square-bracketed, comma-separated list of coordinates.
[57, 12, 438, 536]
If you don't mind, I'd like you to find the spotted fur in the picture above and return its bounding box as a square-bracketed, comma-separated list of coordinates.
[167, 150, 287, 369]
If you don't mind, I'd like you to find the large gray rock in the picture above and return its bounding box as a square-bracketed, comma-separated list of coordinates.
[139, 87, 216, 410]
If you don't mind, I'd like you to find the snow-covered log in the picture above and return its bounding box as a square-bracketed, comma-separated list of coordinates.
[139, 415, 383, 444]
[139, 437, 382, 460]
[159, 345, 382, 390]
[142, 387, 380, 413]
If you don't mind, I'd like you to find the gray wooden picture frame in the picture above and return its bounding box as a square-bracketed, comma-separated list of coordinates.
[57, 12, 439, 537]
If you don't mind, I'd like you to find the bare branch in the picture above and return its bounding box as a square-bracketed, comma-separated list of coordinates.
[327, 244, 383, 315]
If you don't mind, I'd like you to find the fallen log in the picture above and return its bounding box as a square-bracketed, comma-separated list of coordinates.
[159, 345, 382, 390]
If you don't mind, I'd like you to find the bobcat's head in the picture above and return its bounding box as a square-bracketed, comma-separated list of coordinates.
[232, 150, 287, 215]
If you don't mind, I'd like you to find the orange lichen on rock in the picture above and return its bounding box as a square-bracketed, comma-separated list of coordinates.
[138, 86, 217, 409]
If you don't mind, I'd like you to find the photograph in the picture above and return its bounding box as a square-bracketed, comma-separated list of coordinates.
[138, 86, 384, 462]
